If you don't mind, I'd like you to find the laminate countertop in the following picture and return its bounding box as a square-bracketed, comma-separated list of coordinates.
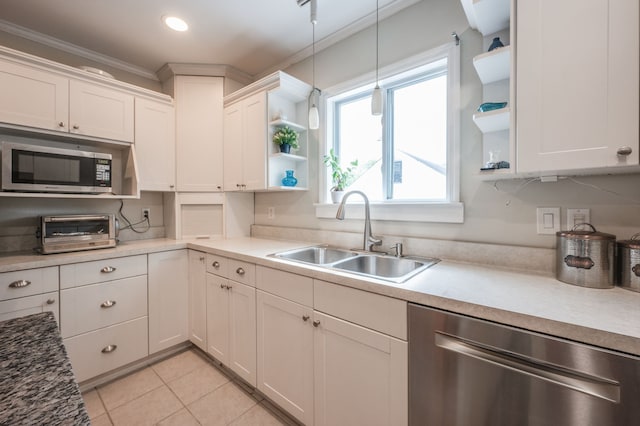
[0, 312, 90, 425]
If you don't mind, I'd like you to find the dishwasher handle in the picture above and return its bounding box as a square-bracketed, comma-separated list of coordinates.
[435, 332, 620, 403]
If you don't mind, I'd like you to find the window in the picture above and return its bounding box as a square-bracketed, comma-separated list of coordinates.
[319, 43, 462, 223]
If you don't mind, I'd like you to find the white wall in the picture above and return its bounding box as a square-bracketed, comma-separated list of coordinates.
[254, 0, 640, 249]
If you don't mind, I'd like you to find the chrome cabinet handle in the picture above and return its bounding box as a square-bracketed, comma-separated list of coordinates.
[9, 279, 31, 288]
[217, 185, 222, 190]
[100, 300, 117, 308]
[313, 320, 321, 327]
[302, 315, 310, 322]
[58, 121, 65, 128]
[212, 261, 220, 269]
[236, 267, 245, 276]
[220, 284, 225, 289]
[101, 344, 117, 354]
[199, 256, 205, 262]
[100, 266, 116, 273]
[72, 124, 79, 130]
[617, 146, 633, 156]
[46, 298, 55, 305]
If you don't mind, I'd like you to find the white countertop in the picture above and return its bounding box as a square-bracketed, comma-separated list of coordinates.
[2, 237, 639, 357]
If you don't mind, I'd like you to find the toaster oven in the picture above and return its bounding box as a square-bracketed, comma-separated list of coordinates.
[38, 214, 118, 254]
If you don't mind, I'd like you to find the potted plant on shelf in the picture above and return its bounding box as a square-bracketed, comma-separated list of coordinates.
[272, 126, 299, 154]
[323, 148, 358, 203]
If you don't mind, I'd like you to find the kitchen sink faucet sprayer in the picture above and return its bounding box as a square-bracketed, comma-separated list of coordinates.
[336, 191, 382, 252]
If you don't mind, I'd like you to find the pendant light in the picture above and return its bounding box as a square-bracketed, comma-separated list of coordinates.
[308, 0, 320, 130]
[371, 0, 382, 116]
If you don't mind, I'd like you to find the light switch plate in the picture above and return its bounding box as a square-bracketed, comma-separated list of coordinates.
[567, 208, 590, 229]
[536, 207, 560, 235]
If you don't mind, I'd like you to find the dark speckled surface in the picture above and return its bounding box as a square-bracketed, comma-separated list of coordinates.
[0, 312, 90, 425]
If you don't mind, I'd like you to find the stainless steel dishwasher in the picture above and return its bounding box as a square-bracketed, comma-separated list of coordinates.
[408, 304, 640, 426]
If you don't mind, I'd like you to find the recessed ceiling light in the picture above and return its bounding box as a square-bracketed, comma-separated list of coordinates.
[163, 15, 188, 32]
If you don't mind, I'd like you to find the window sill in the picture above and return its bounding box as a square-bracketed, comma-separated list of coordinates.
[315, 201, 464, 223]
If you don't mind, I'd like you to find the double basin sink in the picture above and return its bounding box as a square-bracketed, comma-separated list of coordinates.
[271, 246, 439, 283]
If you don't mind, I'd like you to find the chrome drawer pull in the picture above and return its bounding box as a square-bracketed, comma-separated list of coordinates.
[236, 267, 245, 276]
[100, 266, 116, 273]
[313, 320, 321, 327]
[100, 300, 117, 308]
[212, 261, 220, 269]
[101, 344, 117, 354]
[302, 315, 310, 322]
[46, 299, 55, 305]
[9, 279, 31, 288]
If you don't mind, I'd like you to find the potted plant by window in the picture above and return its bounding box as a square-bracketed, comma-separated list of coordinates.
[323, 148, 358, 203]
[272, 126, 299, 154]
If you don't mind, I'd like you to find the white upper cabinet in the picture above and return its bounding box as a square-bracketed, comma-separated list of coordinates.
[0, 60, 69, 132]
[516, 0, 639, 174]
[69, 80, 134, 142]
[175, 76, 224, 192]
[135, 98, 176, 191]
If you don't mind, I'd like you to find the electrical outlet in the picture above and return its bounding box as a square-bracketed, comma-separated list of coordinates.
[536, 207, 560, 235]
[142, 208, 150, 221]
[567, 208, 590, 229]
[267, 207, 275, 220]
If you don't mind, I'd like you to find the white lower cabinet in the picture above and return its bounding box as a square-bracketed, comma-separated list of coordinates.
[206, 258, 257, 386]
[148, 250, 189, 354]
[0, 291, 58, 324]
[0, 266, 59, 324]
[188, 250, 207, 351]
[256, 290, 314, 425]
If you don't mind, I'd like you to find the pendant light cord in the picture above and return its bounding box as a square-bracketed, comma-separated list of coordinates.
[312, 20, 316, 92]
[375, 0, 379, 85]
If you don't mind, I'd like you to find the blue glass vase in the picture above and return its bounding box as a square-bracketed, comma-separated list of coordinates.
[281, 170, 298, 187]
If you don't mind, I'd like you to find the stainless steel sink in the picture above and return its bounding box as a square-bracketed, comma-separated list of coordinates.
[271, 245, 438, 283]
[273, 246, 358, 265]
[332, 255, 438, 282]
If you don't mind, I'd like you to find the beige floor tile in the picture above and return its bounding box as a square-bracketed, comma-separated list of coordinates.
[229, 403, 286, 426]
[97, 367, 164, 411]
[109, 385, 183, 426]
[82, 389, 106, 419]
[167, 363, 230, 405]
[90, 413, 113, 426]
[152, 349, 208, 383]
[188, 381, 257, 426]
[157, 408, 201, 426]
[259, 400, 301, 426]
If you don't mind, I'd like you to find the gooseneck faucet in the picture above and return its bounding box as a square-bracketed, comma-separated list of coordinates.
[336, 191, 382, 252]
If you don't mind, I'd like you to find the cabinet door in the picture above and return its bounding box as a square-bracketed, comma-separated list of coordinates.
[242, 92, 267, 191]
[0, 60, 68, 132]
[188, 250, 207, 351]
[206, 273, 230, 363]
[228, 280, 257, 386]
[148, 250, 188, 354]
[223, 101, 244, 191]
[0, 292, 58, 325]
[314, 312, 408, 426]
[257, 290, 313, 425]
[135, 98, 176, 191]
[516, 0, 639, 173]
[175, 76, 224, 192]
[69, 80, 134, 142]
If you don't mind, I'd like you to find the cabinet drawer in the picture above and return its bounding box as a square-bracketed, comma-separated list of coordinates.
[60, 275, 147, 338]
[64, 316, 148, 382]
[0, 267, 58, 301]
[314, 280, 407, 340]
[228, 259, 255, 286]
[206, 253, 229, 277]
[256, 266, 313, 307]
[0, 291, 59, 325]
[60, 255, 147, 289]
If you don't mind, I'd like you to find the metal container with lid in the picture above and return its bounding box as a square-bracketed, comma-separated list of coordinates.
[556, 223, 616, 288]
[617, 233, 640, 292]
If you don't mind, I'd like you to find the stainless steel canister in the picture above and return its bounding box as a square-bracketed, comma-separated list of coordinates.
[556, 224, 615, 288]
[617, 234, 640, 292]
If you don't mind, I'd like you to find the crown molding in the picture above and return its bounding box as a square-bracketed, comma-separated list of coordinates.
[0, 19, 160, 81]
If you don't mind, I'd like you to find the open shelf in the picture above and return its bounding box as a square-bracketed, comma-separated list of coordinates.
[269, 118, 307, 133]
[473, 107, 510, 133]
[473, 46, 511, 84]
[461, 0, 511, 36]
[267, 186, 308, 191]
[270, 152, 307, 162]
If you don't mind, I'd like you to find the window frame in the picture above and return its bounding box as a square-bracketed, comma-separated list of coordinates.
[316, 42, 463, 223]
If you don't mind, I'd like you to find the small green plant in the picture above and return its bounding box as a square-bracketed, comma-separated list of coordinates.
[272, 126, 299, 149]
[323, 148, 358, 191]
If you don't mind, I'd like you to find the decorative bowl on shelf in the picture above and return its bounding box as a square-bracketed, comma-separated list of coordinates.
[477, 102, 507, 113]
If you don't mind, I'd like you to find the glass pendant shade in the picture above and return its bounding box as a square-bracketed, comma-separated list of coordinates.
[309, 103, 320, 130]
[371, 85, 382, 115]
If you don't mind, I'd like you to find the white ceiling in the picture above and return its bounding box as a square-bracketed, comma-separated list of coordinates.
[0, 0, 421, 80]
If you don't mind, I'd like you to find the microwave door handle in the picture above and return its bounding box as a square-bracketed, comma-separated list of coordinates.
[48, 215, 111, 222]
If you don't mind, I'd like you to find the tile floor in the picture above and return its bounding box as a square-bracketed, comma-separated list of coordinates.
[82, 348, 298, 426]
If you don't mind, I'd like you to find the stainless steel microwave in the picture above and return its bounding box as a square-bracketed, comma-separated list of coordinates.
[1, 142, 112, 194]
